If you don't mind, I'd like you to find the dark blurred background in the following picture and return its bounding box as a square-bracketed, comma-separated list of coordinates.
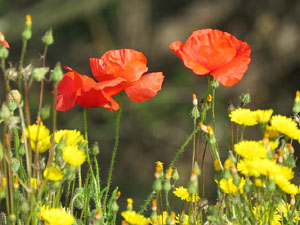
[1, 0, 300, 213]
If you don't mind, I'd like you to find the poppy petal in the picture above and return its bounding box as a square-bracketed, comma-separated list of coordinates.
[56, 92, 77, 111]
[90, 49, 148, 82]
[125, 72, 164, 102]
[169, 41, 210, 75]
[210, 41, 251, 86]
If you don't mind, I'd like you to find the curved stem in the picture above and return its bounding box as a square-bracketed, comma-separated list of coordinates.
[103, 93, 123, 212]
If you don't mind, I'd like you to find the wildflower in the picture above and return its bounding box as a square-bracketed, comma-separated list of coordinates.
[127, 198, 133, 211]
[234, 140, 268, 159]
[56, 67, 120, 111]
[252, 206, 281, 225]
[90, 49, 165, 102]
[0, 32, 10, 48]
[43, 167, 63, 181]
[271, 115, 300, 140]
[219, 177, 245, 194]
[40, 207, 74, 225]
[157, 211, 168, 225]
[54, 129, 86, 146]
[265, 125, 279, 139]
[229, 108, 258, 126]
[255, 109, 273, 123]
[62, 146, 86, 167]
[173, 186, 200, 202]
[31, 178, 39, 189]
[169, 29, 251, 86]
[121, 211, 149, 225]
[155, 161, 164, 170]
[25, 122, 51, 153]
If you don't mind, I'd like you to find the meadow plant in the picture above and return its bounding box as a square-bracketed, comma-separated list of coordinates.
[0, 16, 300, 225]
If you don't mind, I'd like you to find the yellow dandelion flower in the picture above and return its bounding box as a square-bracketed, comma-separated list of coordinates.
[273, 175, 299, 195]
[173, 186, 190, 201]
[30, 178, 40, 189]
[234, 141, 268, 159]
[271, 115, 300, 140]
[62, 146, 86, 167]
[265, 126, 279, 139]
[54, 129, 86, 146]
[157, 211, 168, 225]
[229, 108, 258, 126]
[155, 161, 163, 170]
[259, 140, 279, 151]
[255, 109, 273, 124]
[252, 206, 281, 225]
[121, 211, 149, 225]
[219, 177, 245, 194]
[40, 207, 74, 225]
[25, 122, 51, 153]
[43, 167, 63, 181]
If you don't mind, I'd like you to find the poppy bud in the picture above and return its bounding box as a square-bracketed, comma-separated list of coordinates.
[32, 67, 49, 81]
[8, 90, 22, 105]
[239, 91, 251, 106]
[163, 179, 171, 192]
[111, 200, 119, 213]
[42, 28, 54, 46]
[50, 62, 63, 83]
[153, 179, 162, 193]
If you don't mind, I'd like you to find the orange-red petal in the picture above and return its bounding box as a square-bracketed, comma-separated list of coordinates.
[90, 49, 148, 82]
[169, 29, 251, 86]
[125, 72, 165, 102]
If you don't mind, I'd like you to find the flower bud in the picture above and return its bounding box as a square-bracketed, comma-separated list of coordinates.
[244, 180, 251, 193]
[19, 144, 25, 155]
[32, 67, 49, 82]
[172, 169, 179, 181]
[233, 174, 240, 186]
[239, 91, 251, 106]
[74, 188, 84, 209]
[0, 103, 10, 121]
[293, 91, 300, 114]
[8, 90, 22, 105]
[20, 200, 29, 213]
[211, 79, 219, 89]
[153, 179, 162, 193]
[40, 105, 50, 120]
[267, 178, 276, 192]
[50, 62, 63, 83]
[42, 28, 54, 46]
[0, 45, 9, 59]
[291, 195, 295, 206]
[112, 200, 119, 213]
[163, 180, 171, 192]
[223, 170, 231, 180]
[22, 15, 32, 40]
[8, 214, 16, 224]
[127, 198, 133, 211]
[91, 141, 100, 156]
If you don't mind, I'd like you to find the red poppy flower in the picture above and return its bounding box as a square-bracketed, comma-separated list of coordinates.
[56, 67, 120, 111]
[90, 49, 165, 102]
[169, 29, 251, 86]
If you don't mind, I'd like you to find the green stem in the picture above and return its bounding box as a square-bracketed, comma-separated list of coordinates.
[19, 39, 28, 93]
[103, 93, 123, 212]
[200, 75, 212, 123]
[139, 124, 201, 214]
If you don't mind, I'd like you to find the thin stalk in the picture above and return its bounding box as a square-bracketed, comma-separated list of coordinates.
[201, 142, 208, 197]
[93, 154, 101, 208]
[139, 124, 201, 214]
[1, 58, 11, 101]
[191, 121, 197, 171]
[5, 133, 14, 216]
[103, 93, 123, 212]
[19, 39, 28, 92]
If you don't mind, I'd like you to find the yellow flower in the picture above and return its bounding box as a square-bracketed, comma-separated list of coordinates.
[176, 214, 189, 225]
[40, 207, 74, 225]
[271, 115, 300, 140]
[25, 122, 51, 153]
[229, 108, 258, 126]
[30, 178, 40, 189]
[54, 129, 86, 146]
[156, 211, 168, 225]
[252, 206, 281, 225]
[219, 177, 245, 194]
[121, 211, 149, 225]
[265, 126, 279, 139]
[259, 140, 279, 151]
[277, 202, 300, 222]
[255, 109, 273, 123]
[62, 146, 86, 167]
[173, 186, 200, 202]
[173, 186, 190, 201]
[234, 141, 268, 159]
[43, 167, 63, 181]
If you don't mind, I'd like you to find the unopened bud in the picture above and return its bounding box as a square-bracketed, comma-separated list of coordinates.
[8, 214, 16, 224]
[239, 91, 251, 106]
[211, 79, 219, 89]
[112, 200, 119, 213]
[293, 91, 300, 114]
[42, 28, 54, 46]
[163, 179, 171, 192]
[214, 160, 221, 171]
[0, 45, 9, 59]
[244, 180, 251, 193]
[291, 195, 295, 206]
[172, 169, 179, 181]
[40, 105, 50, 120]
[91, 141, 100, 156]
[153, 179, 162, 193]
[20, 201, 29, 213]
[50, 62, 63, 83]
[207, 94, 212, 103]
[22, 15, 32, 40]
[32, 67, 49, 81]
[267, 178, 276, 192]
[127, 198, 133, 211]
[0, 103, 10, 121]
[13, 177, 19, 189]
[233, 174, 240, 186]
[192, 94, 198, 106]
